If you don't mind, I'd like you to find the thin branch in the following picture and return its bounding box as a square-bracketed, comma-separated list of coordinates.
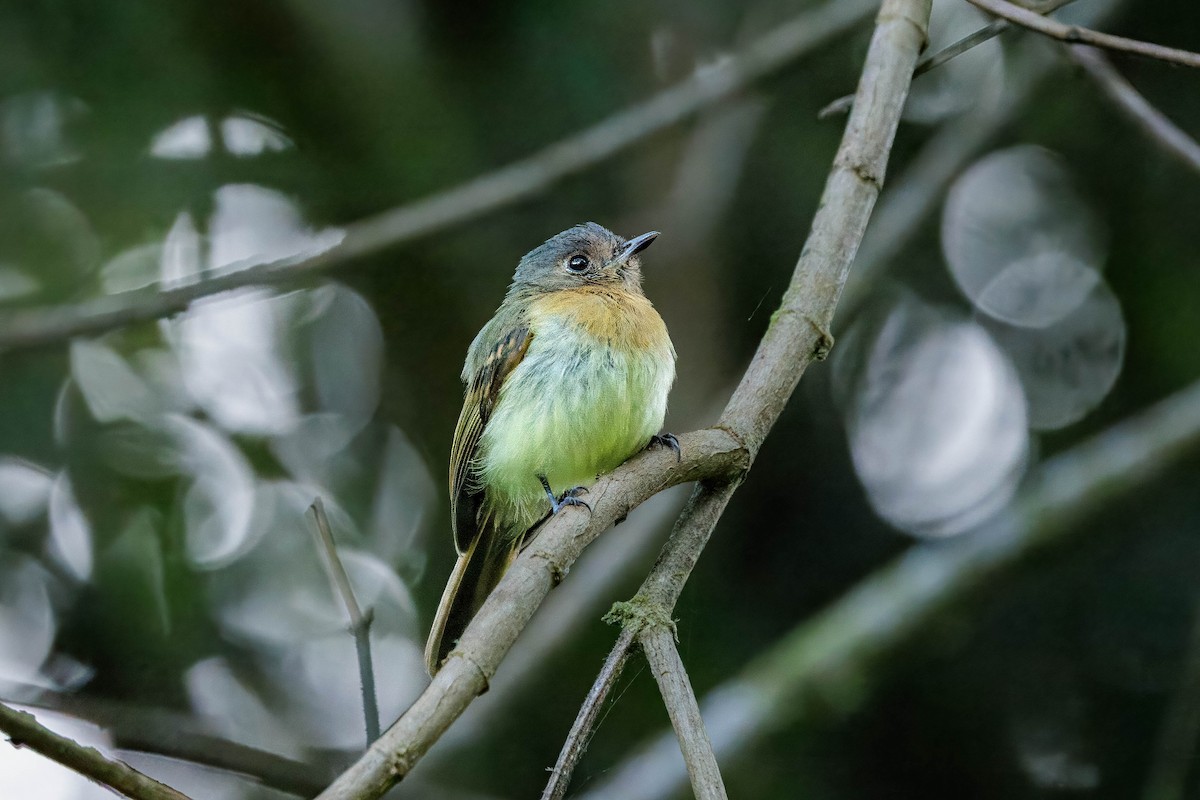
[0, 0, 878, 356]
[639, 626, 727, 800]
[0, 701, 193, 800]
[1068, 45, 1200, 175]
[818, 0, 1078, 119]
[820, 19, 1003, 119]
[308, 497, 380, 745]
[967, 0, 1200, 68]
[579, 374, 1200, 800]
[541, 627, 638, 800]
[4, 687, 335, 797]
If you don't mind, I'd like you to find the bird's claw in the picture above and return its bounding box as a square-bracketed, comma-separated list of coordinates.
[648, 433, 681, 462]
[539, 476, 592, 515]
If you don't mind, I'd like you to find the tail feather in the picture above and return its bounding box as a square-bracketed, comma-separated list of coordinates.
[425, 521, 519, 675]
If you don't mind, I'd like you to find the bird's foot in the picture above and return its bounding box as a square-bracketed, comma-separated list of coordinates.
[647, 432, 681, 462]
[539, 475, 592, 515]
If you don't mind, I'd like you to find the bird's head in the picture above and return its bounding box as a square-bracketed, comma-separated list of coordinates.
[508, 222, 659, 297]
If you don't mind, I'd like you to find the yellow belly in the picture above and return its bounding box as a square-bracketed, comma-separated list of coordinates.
[476, 294, 674, 537]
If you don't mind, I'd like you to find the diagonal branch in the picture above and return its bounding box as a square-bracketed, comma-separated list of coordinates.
[541, 626, 638, 800]
[4, 686, 336, 796]
[967, 0, 1200, 68]
[1067, 45, 1200, 175]
[0, 701, 193, 800]
[639, 625, 728, 800]
[0, 0, 877, 355]
[578, 374, 1200, 800]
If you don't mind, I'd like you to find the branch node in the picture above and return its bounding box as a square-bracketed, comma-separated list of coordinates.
[603, 597, 678, 639]
[388, 748, 411, 779]
[446, 649, 494, 690]
[530, 550, 569, 586]
[812, 325, 836, 361]
[838, 155, 884, 190]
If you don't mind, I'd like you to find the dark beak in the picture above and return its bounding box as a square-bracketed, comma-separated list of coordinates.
[618, 231, 660, 263]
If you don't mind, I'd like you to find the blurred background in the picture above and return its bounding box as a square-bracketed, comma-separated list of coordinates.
[1, 0, 1199, 797]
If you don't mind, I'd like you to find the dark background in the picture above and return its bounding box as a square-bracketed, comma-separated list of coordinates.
[1, 0, 1199, 798]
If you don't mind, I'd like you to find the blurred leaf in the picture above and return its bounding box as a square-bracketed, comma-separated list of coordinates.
[160, 211, 202, 288]
[185, 656, 306, 757]
[101, 242, 163, 294]
[220, 114, 293, 157]
[207, 184, 343, 272]
[166, 415, 258, 568]
[307, 285, 383, 426]
[369, 426, 436, 569]
[24, 187, 100, 276]
[0, 457, 53, 526]
[0, 556, 56, 690]
[169, 289, 301, 436]
[149, 115, 212, 160]
[0, 264, 39, 302]
[47, 473, 93, 581]
[270, 412, 363, 487]
[106, 507, 170, 635]
[70, 340, 162, 424]
[96, 423, 182, 480]
[274, 634, 426, 750]
[0, 92, 85, 169]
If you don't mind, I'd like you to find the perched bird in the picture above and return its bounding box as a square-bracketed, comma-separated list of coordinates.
[425, 222, 677, 674]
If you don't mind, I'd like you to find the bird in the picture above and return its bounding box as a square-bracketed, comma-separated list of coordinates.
[425, 222, 677, 675]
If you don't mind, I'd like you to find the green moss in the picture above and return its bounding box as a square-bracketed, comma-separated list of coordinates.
[603, 595, 676, 634]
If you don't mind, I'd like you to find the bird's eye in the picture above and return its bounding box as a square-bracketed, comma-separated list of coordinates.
[566, 254, 589, 273]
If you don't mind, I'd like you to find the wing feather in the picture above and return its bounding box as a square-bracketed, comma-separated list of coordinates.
[448, 324, 532, 552]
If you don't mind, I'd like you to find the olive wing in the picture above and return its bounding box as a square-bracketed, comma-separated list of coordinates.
[448, 325, 533, 552]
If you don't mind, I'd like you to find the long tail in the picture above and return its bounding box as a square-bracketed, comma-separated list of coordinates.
[425, 520, 520, 675]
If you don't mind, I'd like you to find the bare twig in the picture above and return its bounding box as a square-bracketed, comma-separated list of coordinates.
[580, 374, 1200, 800]
[818, 0, 1078, 119]
[0, 701, 193, 800]
[4, 686, 335, 796]
[541, 627, 639, 800]
[308, 497, 380, 746]
[1068, 45, 1200, 175]
[0, 0, 877, 356]
[967, 0, 1200, 68]
[640, 626, 727, 800]
[820, 18, 1003, 119]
